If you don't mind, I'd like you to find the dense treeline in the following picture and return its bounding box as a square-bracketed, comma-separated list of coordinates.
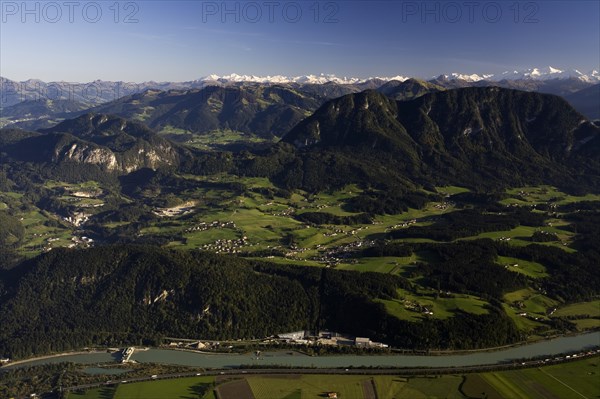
[448, 192, 509, 206]
[343, 189, 434, 215]
[327, 299, 521, 350]
[0, 246, 313, 358]
[530, 231, 559, 242]
[416, 241, 528, 299]
[93, 203, 157, 224]
[389, 209, 546, 241]
[208, 261, 521, 349]
[498, 243, 600, 301]
[363, 240, 528, 299]
[0, 211, 25, 248]
[359, 232, 600, 303]
[500, 211, 600, 301]
[295, 211, 372, 225]
[0, 245, 526, 359]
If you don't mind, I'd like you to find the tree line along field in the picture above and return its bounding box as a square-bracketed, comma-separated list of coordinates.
[66, 357, 600, 399]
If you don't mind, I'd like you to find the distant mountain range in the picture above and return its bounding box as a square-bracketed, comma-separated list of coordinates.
[201, 73, 409, 85]
[201, 67, 600, 84]
[3, 87, 597, 194]
[2, 65, 598, 106]
[1, 69, 599, 150]
[565, 84, 600, 120]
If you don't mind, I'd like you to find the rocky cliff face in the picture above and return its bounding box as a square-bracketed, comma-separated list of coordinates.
[2, 114, 181, 173]
[53, 141, 118, 170]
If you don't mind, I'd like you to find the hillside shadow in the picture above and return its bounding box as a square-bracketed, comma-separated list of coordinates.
[182, 382, 213, 399]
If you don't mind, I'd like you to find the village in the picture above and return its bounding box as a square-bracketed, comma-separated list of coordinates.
[164, 330, 389, 353]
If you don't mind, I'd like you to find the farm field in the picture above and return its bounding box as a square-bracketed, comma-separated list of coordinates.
[477, 357, 600, 399]
[552, 300, 600, 331]
[65, 357, 600, 399]
[67, 387, 116, 399]
[113, 376, 214, 399]
[502, 185, 600, 206]
[553, 300, 600, 318]
[377, 289, 490, 321]
[496, 256, 548, 279]
[247, 375, 369, 399]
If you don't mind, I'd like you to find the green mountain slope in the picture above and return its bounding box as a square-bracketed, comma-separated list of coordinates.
[91, 85, 321, 139]
[0, 245, 521, 358]
[279, 87, 600, 191]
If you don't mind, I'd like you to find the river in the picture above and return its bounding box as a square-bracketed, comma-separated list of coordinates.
[3, 332, 599, 371]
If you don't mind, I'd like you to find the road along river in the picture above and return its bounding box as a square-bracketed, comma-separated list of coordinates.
[2, 331, 599, 371]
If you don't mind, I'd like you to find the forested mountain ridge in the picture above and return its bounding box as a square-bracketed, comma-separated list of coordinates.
[376, 78, 445, 100]
[278, 87, 600, 191]
[0, 245, 524, 358]
[2, 87, 598, 192]
[89, 85, 322, 139]
[1, 113, 181, 173]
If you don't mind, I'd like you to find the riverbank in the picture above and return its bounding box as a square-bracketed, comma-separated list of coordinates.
[3, 331, 599, 371]
[0, 349, 116, 369]
[406, 328, 600, 356]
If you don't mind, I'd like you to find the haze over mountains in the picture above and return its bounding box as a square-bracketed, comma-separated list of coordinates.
[1, 68, 599, 142]
[2, 65, 599, 104]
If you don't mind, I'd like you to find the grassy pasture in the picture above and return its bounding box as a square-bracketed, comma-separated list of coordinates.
[113, 376, 214, 399]
[496, 256, 548, 278]
[377, 289, 489, 321]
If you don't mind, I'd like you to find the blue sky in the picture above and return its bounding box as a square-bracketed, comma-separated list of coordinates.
[1, 0, 599, 82]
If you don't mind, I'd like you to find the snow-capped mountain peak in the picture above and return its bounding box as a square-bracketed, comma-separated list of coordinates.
[200, 68, 599, 86]
[548, 66, 563, 74]
[449, 73, 494, 82]
[200, 73, 409, 85]
[498, 66, 599, 82]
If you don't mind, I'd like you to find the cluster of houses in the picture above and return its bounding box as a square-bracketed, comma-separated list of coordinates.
[41, 234, 95, 253]
[403, 299, 435, 316]
[201, 237, 250, 254]
[433, 202, 454, 210]
[386, 219, 418, 232]
[68, 236, 94, 249]
[271, 207, 295, 217]
[313, 240, 376, 266]
[323, 228, 345, 237]
[63, 212, 90, 227]
[185, 220, 236, 233]
[153, 201, 196, 218]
